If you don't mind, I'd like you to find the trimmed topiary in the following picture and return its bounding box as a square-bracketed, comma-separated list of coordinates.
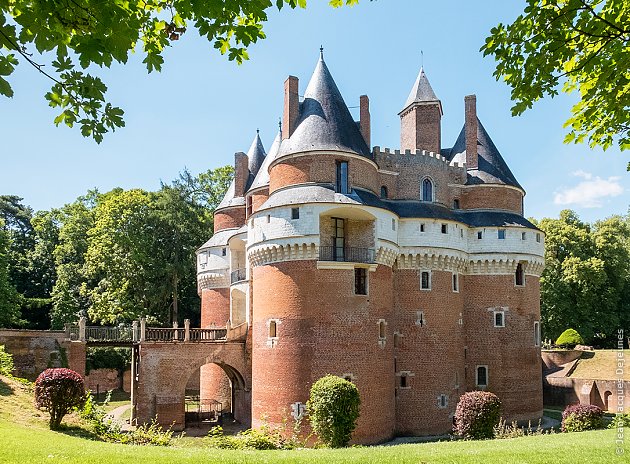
[555, 328, 584, 348]
[35, 368, 85, 430]
[453, 391, 502, 439]
[307, 375, 361, 448]
[561, 404, 604, 432]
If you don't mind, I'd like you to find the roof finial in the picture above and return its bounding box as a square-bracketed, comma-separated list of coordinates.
[320, 45, 324, 59]
[421, 50, 424, 70]
[278, 117, 282, 133]
[256, 128, 260, 134]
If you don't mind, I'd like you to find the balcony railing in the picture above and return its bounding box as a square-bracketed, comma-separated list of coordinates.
[319, 246, 376, 264]
[230, 268, 247, 284]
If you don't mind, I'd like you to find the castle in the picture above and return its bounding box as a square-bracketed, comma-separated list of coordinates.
[195, 51, 545, 443]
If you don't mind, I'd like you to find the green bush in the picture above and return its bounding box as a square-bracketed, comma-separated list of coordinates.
[307, 375, 361, 448]
[0, 345, 14, 376]
[609, 413, 630, 429]
[561, 404, 604, 432]
[205, 425, 289, 450]
[453, 391, 502, 439]
[555, 329, 584, 348]
[86, 347, 130, 374]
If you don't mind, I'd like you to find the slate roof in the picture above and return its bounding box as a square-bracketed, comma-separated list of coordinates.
[215, 179, 245, 210]
[278, 53, 370, 157]
[447, 117, 522, 190]
[247, 132, 266, 185]
[249, 130, 281, 192]
[261, 184, 537, 229]
[402, 67, 440, 111]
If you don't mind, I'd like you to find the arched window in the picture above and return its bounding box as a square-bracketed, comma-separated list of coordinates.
[380, 185, 388, 199]
[422, 178, 433, 202]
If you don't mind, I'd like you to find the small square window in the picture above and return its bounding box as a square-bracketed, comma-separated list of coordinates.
[420, 224, 425, 233]
[453, 199, 460, 209]
[291, 207, 300, 220]
[536, 233, 541, 243]
[267, 215, 271, 223]
[441, 224, 448, 234]
[498, 229, 506, 239]
[452, 273, 459, 293]
[355, 268, 367, 295]
[477, 231, 483, 239]
[494, 311, 505, 327]
[221, 248, 227, 257]
[521, 232, 527, 240]
[438, 394, 448, 409]
[420, 271, 431, 290]
[392, 218, 396, 231]
[460, 229, 464, 238]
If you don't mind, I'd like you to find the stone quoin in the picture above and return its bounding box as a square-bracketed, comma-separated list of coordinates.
[195, 51, 545, 444]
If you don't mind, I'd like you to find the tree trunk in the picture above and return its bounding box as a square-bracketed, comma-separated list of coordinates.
[172, 273, 178, 325]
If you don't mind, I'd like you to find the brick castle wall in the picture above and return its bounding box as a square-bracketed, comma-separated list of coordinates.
[214, 207, 246, 233]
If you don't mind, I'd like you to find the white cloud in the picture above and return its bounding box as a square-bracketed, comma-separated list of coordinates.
[554, 172, 624, 208]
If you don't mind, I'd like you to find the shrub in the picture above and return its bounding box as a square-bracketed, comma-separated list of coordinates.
[555, 329, 584, 348]
[561, 404, 605, 432]
[34, 368, 85, 429]
[453, 391, 502, 439]
[609, 413, 630, 429]
[86, 347, 130, 374]
[0, 345, 14, 376]
[307, 375, 361, 448]
[206, 425, 288, 450]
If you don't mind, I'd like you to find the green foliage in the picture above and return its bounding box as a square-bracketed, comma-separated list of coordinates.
[0, 221, 21, 328]
[555, 328, 585, 348]
[535, 210, 630, 345]
[205, 425, 291, 450]
[483, 0, 630, 152]
[34, 368, 86, 430]
[561, 404, 605, 432]
[0, 345, 14, 376]
[608, 413, 630, 429]
[86, 348, 131, 374]
[493, 418, 550, 439]
[453, 391, 502, 440]
[1, 0, 359, 142]
[307, 375, 361, 448]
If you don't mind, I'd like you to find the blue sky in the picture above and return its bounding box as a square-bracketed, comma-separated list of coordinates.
[1, 0, 628, 222]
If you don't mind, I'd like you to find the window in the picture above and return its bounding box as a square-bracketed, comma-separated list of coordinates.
[333, 218, 345, 261]
[380, 186, 388, 199]
[400, 373, 408, 388]
[378, 320, 386, 340]
[438, 394, 448, 409]
[515, 263, 525, 286]
[521, 231, 527, 240]
[336, 161, 349, 194]
[354, 268, 367, 295]
[460, 229, 464, 238]
[477, 231, 483, 239]
[476, 366, 488, 387]
[452, 273, 459, 292]
[420, 271, 431, 290]
[416, 311, 426, 327]
[221, 248, 227, 257]
[266, 214, 271, 223]
[494, 310, 505, 327]
[269, 320, 277, 338]
[534, 321, 541, 347]
[291, 207, 300, 220]
[453, 199, 460, 209]
[498, 229, 506, 239]
[536, 233, 541, 243]
[441, 224, 448, 234]
[422, 178, 433, 202]
[391, 218, 396, 231]
[420, 224, 425, 233]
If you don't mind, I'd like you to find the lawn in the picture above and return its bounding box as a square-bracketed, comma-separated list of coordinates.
[0, 375, 626, 464]
[570, 350, 630, 380]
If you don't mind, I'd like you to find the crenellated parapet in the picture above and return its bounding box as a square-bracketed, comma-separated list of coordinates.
[396, 250, 468, 273]
[467, 256, 545, 276]
[248, 241, 319, 267]
[197, 270, 230, 292]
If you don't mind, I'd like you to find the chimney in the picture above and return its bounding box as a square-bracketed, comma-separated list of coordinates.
[283, 76, 299, 140]
[359, 95, 371, 148]
[464, 95, 478, 170]
[234, 151, 248, 197]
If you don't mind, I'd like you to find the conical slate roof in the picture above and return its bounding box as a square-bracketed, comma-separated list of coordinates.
[247, 132, 266, 179]
[402, 67, 440, 111]
[447, 117, 522, 190]
[278, 53, 370, 157]
[249, 130, 281, 191]
[215, 178, 245, 210]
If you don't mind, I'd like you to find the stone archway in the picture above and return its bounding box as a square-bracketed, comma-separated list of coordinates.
[134, 341, 250, 431]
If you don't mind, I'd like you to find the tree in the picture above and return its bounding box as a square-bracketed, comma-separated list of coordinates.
[482, 0, 630, 165]
[306, 375, 361, 448]
[1, 0, 359, 143]
[34, 368, 86, 430]
[0, 220, 21, 328]
[534, 210, 630, 345]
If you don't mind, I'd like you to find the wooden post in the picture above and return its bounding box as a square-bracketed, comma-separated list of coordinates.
[184, 319, 190, 342]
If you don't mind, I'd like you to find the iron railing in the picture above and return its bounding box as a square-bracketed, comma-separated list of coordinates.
[230, 268, 247, 284]
[318, 246, 376, 264]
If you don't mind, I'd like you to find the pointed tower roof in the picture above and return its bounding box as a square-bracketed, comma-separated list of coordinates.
[401, 67, 441, 112]
[249, 129, 281, 191]
[447, 117, 522, 190]
[216, 178, 245, 210]
[247, 131, 266, 180]
[278, 52, 370, 157]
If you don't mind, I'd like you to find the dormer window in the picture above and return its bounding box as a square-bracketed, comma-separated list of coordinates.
[422, 178, 433, 202]
[336, 161, 349, 194]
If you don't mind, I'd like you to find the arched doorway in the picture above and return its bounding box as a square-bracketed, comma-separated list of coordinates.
[604, 391, 613, 411]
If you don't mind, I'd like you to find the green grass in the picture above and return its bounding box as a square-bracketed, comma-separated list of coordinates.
[570, 350, 630, 380]
[96, 389, 130, 413]
[0, 375, 627, 463]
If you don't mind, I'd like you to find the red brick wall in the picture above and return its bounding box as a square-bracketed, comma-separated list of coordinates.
[201, 288, 230, 328]
[214, 207, 246, 233]
[269, 154, 379, 196]
[463, 274, 543, 422]
[393, 269, 465, 435]
[252, 261, 396, 444]
[200, 364, 232, 412]
[461, 186, 523, 215]
[249, 190, 269, 214]
[400, 104, 441, 154]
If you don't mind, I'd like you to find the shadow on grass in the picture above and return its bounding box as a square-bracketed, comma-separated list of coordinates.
[54, 423, 104, 441]
[0, 378, 14, 396]
[580, 351, 596, 359]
